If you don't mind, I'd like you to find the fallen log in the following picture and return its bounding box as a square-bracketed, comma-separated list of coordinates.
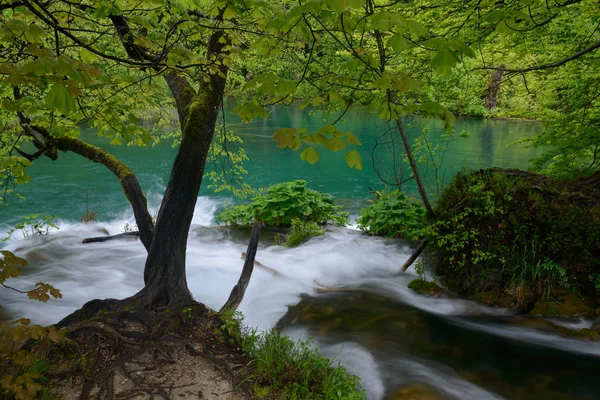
[82, 231, 140, 244]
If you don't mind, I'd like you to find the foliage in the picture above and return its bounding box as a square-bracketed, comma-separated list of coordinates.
[414, 260, 426, 282]
[218, 181, 348, 227]
[0, 251, 62, 400]
[206, 126, 254, 199]
[426, 169, 600, 310]
[219, 311, 365, 400]
[590, 274, 600, 293]
[357, 190, 424, 240]
[275, 219, 325, 247]
[2, 215, 57, 241]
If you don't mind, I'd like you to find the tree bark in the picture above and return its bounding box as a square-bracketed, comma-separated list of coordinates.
[400, 239, 428, 272]
[485, 64, 504, 111]
[136, 27, 230, 306]
[220, 222, 262, 313]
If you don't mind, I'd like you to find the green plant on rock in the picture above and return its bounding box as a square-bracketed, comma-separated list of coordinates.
[218, 181, 348, 227]
[275, 219, 325, 247]
[357, 190, 425, 240]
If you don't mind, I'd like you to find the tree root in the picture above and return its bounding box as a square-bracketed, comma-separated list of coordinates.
[66, 321, 139, 346]
[29, 299, 251, 399]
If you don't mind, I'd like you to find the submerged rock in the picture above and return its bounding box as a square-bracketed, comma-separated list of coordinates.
[385, 382, 443, 400]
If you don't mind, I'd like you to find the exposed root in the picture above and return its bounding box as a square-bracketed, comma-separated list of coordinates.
[23, 300, 252, 399]
[66, 321, 139, 346]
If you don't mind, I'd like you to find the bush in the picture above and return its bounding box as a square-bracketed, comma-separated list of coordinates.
[218, 180, 348, 227]
[357, 190, 425, 240]
[221, 311, 365, 400]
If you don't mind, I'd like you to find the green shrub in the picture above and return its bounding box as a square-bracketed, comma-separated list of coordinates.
[218, 180, 348, 227]
[357, 190, 425, 240]
[220, 311, 365, 400]
[276, 219, 325, 247]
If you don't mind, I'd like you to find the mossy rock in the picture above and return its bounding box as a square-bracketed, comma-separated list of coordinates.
[385, 382, 443, 400]
[408, 279, 442, 296]
[429, 168, 600, 312]
[554, 326, 600, 341]
[529, 294, 596, 318]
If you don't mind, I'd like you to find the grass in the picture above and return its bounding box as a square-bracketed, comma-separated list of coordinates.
[275, 219, 325, 247]
[221, 311, 365, 400]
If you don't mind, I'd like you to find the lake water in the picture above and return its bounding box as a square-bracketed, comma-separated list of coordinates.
[3, 106, 596, 400]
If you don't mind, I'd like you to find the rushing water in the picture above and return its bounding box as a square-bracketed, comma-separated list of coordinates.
[2, 106, 598, 399]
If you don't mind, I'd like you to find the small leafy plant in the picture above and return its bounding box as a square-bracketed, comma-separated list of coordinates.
[218, 180, 348, 227]
[357, 190, 425, 240]
[3, 214, 58, 241]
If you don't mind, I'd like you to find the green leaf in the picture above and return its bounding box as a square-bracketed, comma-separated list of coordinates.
[431, 48, 460, 75]
[386, 34, 409, 52]
[345, 149, 363, 170]
[326, 136, 346, 152]
[300, 146, 320, 164]
[345, 132, 361, 146]
[45, 83, 76, 115]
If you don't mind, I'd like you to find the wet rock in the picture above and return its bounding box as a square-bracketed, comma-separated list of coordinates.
[529, 294, 595, 318]
[506, 316, 558, 332]
[385, 382, 443, 400]
[408, 279, 443, 296]
[554, 326, 600, 341]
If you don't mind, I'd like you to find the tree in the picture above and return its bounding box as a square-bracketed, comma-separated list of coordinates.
[1, 0, 469, 315]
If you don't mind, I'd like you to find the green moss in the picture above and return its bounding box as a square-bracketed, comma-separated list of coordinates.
[529, 294, 595, 317]
[427, 168, 600, 311]
[554, 326, 600, 341]
[408, 279, 442, 296]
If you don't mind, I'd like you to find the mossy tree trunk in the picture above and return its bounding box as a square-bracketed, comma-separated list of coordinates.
[134, 30, 230, 307]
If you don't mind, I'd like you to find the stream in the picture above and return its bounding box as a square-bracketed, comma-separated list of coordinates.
[1, 202, 599, 399]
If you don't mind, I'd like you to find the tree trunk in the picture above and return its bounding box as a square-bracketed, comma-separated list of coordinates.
[395, 118, 435, 219]
[136, 29, 230, 306]
[220, 222, 262, 313]
[485, 64, 504, 111]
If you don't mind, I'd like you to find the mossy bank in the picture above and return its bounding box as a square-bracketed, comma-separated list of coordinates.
[427, 168, 600, 315]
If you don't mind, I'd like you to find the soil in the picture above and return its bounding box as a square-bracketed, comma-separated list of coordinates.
[28, 300, 254, 400]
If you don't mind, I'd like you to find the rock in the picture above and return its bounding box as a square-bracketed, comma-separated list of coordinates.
[385, 382, 443, 400]
[554, 326, 600, 341]
[529, 294, 595, 318]
[408, 279, 443, 296]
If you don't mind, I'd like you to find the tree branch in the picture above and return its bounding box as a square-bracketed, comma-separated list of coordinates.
[52, 137, 154, 251]
[480, 39, 600, 74]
